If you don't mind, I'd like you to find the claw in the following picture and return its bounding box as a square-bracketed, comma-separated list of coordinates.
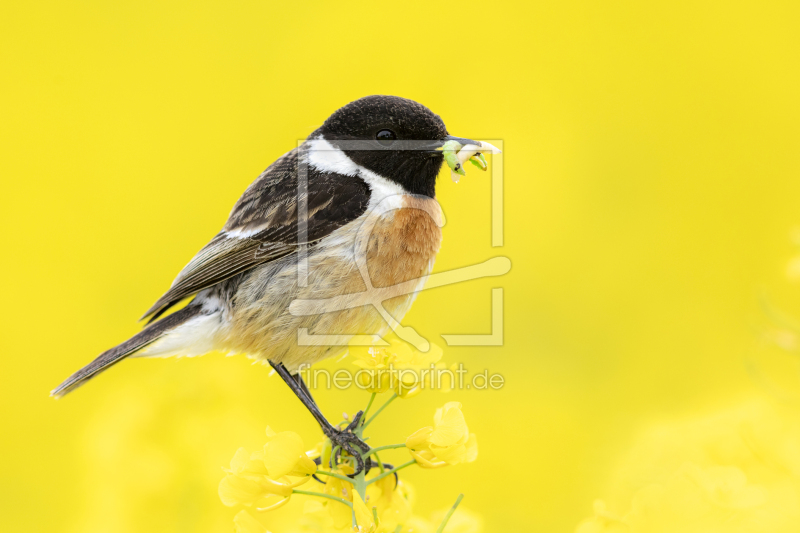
[345, 410, 365, 433]
[323, 414, 372, 476]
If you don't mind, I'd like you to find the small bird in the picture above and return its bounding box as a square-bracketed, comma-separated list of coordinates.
[52, 95, 487, 473]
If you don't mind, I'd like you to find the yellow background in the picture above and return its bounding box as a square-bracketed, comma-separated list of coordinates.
[2, 1, 800, 531]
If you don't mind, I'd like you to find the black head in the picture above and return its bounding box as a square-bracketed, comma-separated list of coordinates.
[316, 95, 450, 198]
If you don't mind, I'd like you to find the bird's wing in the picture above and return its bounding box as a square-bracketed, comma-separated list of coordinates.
[141, 148, 371, 322]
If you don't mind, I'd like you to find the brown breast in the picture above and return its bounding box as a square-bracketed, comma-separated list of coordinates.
[366, 195, 443, 289]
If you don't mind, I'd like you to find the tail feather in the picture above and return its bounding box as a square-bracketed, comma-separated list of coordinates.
[51, 305, 203, 398]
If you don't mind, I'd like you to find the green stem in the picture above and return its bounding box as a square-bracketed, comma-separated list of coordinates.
[330, 445, 341, 468]
[362, 392, 377, 421]
[362, 443, 406, 458]
[373, 451, 386, 473]
[313, 470, 355, 484]
[352, 463, 367, 526]
[366, 459, 415, 486]
[435, 494, 464, 533]
[393, 526, 402, 533]
[353, 472, 367, 498]
[292, 489, 353, 509]
[363, 393, 398, 429]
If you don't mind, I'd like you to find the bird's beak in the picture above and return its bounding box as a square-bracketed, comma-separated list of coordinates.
[420, 134, 482, 153]
[441, 134, 481, 146]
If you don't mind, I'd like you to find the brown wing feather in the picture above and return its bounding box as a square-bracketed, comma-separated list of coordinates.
[140, 147, 370, 322]
[141, 237, 290, 322]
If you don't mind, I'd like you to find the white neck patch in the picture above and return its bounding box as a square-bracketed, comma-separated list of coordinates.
[305, 136, 406, 208]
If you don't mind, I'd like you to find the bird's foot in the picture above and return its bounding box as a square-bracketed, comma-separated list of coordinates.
[323, 410, 372, 476]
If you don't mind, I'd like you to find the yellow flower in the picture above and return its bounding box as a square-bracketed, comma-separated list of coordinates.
[350, 335, 411, 394]
[229, 446, 269, 476]
[233, 510, 269, 533]
[365, 475, 413, 532]
[218, 428, 316, 511]
[306, 437, 325, 462]
[219, 447, 289, 507]
[352, 490, 376, 532]
[393, 342, 444, 398]
[319, 464, 355, 529]
[252, 427, 317, 478]
[406, 402, 478, 468]
[349, 334, 444, 397]
[303, 465, 414, 532]
[394, 340, 442, 368]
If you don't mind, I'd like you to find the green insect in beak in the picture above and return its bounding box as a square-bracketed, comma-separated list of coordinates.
[442, 139, 466, 176]
[470, 153, 488, 170]
[442, 140, 491, 182]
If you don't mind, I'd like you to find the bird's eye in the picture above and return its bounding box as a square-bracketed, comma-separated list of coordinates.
[375, 129, 397, 146]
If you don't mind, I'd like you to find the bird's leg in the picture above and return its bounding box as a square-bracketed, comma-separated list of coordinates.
[293, 372, 315, 406]
[268, 360, 371, 475]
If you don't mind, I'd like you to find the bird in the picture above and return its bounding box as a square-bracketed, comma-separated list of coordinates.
[51, 95, 487, 474]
